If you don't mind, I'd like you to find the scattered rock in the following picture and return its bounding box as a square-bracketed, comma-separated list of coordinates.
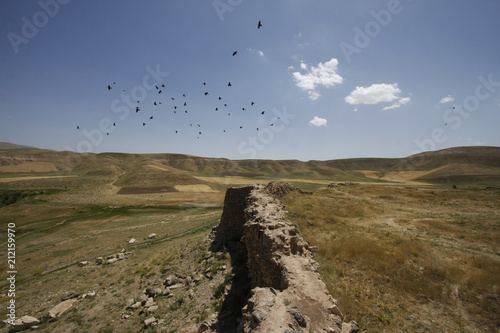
[117, 253, 125, 260]
[128, 238, 136, 244]
[197, 320, 211, 332]
[164, 275, 177, 286]
[107, 258, 118, 264]
[144, 317, 157, 327]
[148, 233, 157, 239]
[95, 257, 104, 265]
[146, 305, 158, 313]
[48, 299, 77, 320]
[5, 315, 40, 332]
[288, 307, 307, 328]
[77, 261, 88, 267]
[61, 291, 80, 301]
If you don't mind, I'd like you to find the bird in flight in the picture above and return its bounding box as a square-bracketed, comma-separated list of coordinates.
[162, 84, 165, 88]
[77, 126, 79, 129]
[136, 107, 140, 112]
[219, 97, 222, 100]
[143, 123, 146, 126]
[228, 82, 232, 86]
[261, 111, 265, 115]
[154, 102, 157, 106]
[251, 102, 255, 105]
[158, 90, 162, 94]
[150, 116, 153, 119]
[203, 82, 206, 86]
[205, 92, 209, 96]
[258, 20, 262, 29]
[108, 85, 112, 90]
[232, 51, 237, 56]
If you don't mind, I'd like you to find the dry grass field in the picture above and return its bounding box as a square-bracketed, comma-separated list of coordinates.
[282, 185, 500, 332]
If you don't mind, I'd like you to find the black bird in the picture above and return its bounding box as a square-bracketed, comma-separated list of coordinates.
[228, 82, 231, 87]
[183, 94, 186, 97]
[136, 107, 140, 112]
[224, 104, 227, 107]
[158, 90, 162, 94]
[77, 126, 79, 129]
[242, 108, 246, 111]
[199, 132, 202, 135]
[171, 97, 175, 100]
[174, 106, 177, 109]
[205, 92, 209, 96]
[143, 123, 146, 126]
[175, 130, 178, 133]
[113, 123, 116, 126]
[159, 102, 162, 104]
[203, 82, 206, 85]
[240, 126, 243, 129]
[251, 102, 255, 105]
[216, 107, 218, 111]
[185, 110, 188, 113]
[155, 85, 158, 89]
[190, 124, 193, 127]
[154, 102, 157, 106]
[174, 111, 177, 114]
[197, 124, 200, 127]
[257, 128, 259, 131]
[137, 100, 140, 104]
[258, 20, 262, 29]
[108, 85, 112, 90]
[219, 97, 222, 100]
[113, 82, 116, 84]
[162, 84, 165, 87]
[232, 51, 237, 56]
[261, 111, 265, 115]
[223, 130, 226, 132]
[150, 116, 153, 120]
[107, 133, 109, 136]
[184, 102, 187, 106]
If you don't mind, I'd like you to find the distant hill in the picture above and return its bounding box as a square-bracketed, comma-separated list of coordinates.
[1, 143, 499, 186]
[0, 142, 41, 150]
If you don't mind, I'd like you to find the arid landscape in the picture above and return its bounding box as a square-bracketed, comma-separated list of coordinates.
[0, 143, 499, 332]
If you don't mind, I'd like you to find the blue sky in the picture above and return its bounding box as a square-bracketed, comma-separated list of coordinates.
[0, 0, 499, 161]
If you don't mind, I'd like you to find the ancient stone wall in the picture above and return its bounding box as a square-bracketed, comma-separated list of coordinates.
[211, 183, 359, 333]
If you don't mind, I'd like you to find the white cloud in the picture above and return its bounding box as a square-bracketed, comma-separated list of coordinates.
[353, 107, 358, 112]
[382, 97, 411, 110]
[309, 116, 327, 127]
[247, 48, 264, 56]
[439, 95, 455, 104]
[308, 91, 321, 101]
[287, 66, 294, 70]
[292, 58, 343, 100]
[345, 83, 401, 105]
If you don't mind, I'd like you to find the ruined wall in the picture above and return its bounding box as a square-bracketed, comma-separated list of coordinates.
[212, 183, 359, 333]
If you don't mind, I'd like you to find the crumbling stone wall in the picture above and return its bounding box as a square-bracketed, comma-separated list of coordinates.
[211, 183, 359, 333]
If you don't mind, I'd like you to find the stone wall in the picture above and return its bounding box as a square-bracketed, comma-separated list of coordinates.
[211, 183, 359, 333]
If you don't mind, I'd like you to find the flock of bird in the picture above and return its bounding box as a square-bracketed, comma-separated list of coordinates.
[77, 20, 267, 140]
